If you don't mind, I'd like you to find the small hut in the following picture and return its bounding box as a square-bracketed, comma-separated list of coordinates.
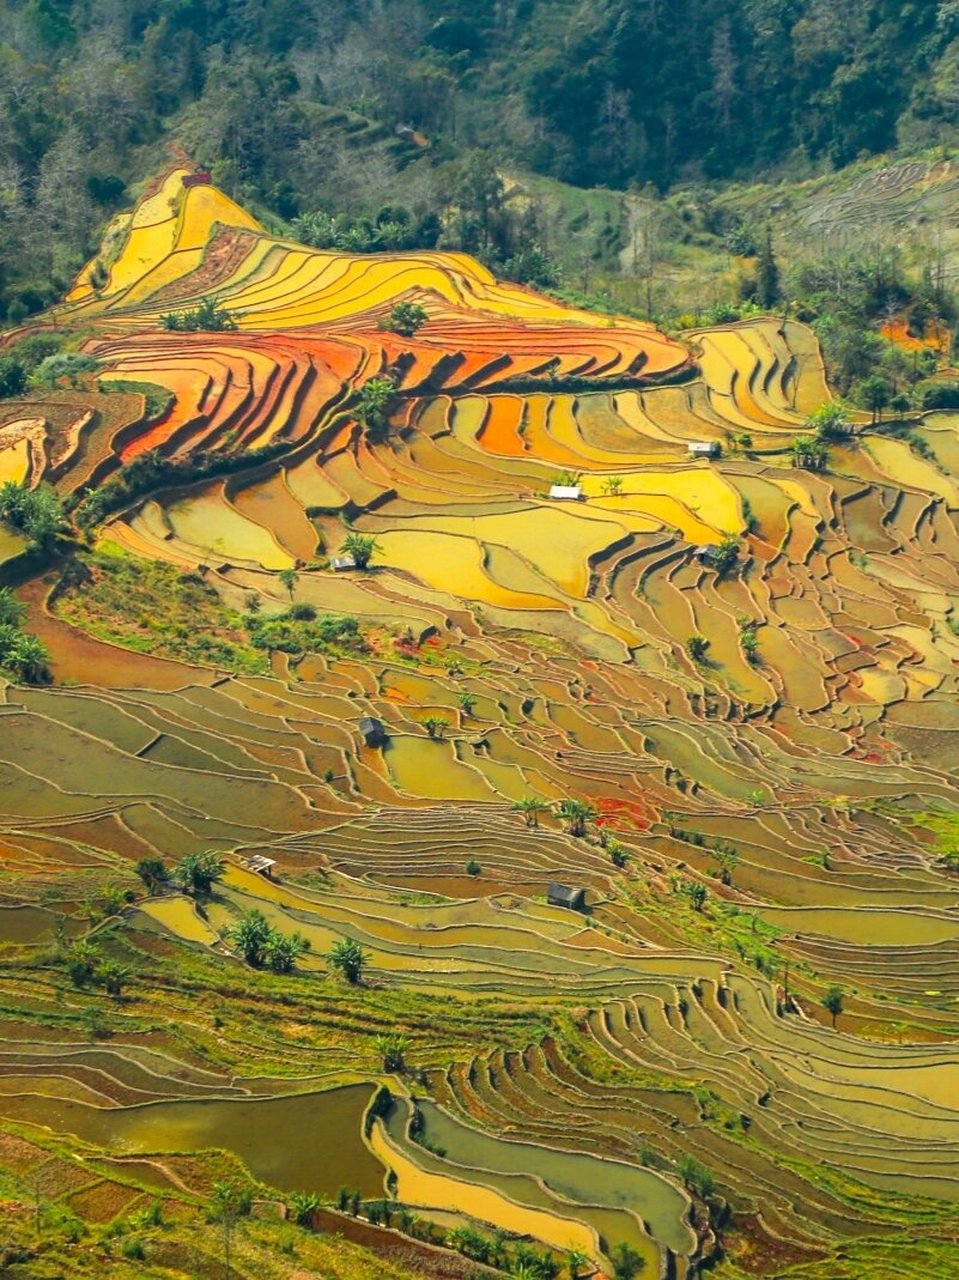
[549, 484, 583, 501]
[547, 882, 586, 911]
[359, 717, 388, 747]
[182, 170, 213, 189]
[687, 441, 721, 458]
[332, 555, 357, 572]
[243, 855, 277, 880]
[692, 544, 719, 565]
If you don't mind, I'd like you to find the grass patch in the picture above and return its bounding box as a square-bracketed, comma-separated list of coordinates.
[97, 378, 174, 422]
[52, 550, 369, 674]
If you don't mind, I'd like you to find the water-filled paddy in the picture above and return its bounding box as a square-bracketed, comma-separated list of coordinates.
[0, 1085, 383, 1196]
[0, 906, 80, 945]
[761, 906, 959, 947]
[415, 1099, 692, 1255]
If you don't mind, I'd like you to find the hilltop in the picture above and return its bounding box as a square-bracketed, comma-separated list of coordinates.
[4, 1, 959, 355]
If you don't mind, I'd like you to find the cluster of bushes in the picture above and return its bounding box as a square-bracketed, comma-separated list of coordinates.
[789, 250, 951, 407]
[0, 587, 50, 683]
[677, 299, 766, 329]
[55, 553, 270, 675]
[789, 402, 855, 472]
[246, 604, 368, 658]
[159, 297, 238, 331]
[289, 163, 563, 291]
[31, 352, 100, 388]
[223, 908, 310, 973]
[0, 331, 81, 399]
[291, 204, 441, 254]
[917, 380, 959, 411]
[64, 939, 131, 997]
[0, 481, 67, 553]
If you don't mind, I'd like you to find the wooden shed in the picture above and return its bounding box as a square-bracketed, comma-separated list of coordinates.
[547, 882, 586, 911]
[242, 854, 277, 879]
[359, 717, 388, 747]
[692, 544, 720, 565]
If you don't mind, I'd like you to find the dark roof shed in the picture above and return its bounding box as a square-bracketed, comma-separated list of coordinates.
[547, 882, 586, 910]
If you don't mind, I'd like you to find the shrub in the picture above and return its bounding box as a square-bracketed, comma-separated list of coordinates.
[0, 482, 67, 552]
[677, 1153, 715, 1197]
[356, 378, 396, 439]
[686, 634, 710, 662]
[381, 301, 429, 337]
[0, 357, 27, 398]
[919, 380, 959, 410]
[31, 352, 99, 388]
[341, 533, 379, 569]
[160, 297, 237, 331]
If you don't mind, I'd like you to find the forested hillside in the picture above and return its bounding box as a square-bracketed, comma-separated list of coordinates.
[2, 0, 959, 323]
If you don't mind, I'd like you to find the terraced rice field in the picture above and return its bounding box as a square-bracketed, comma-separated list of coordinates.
[1, 167, 959, 1278]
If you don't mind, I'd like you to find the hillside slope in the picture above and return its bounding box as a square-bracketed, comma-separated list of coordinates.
[0, 171, 958, 1280]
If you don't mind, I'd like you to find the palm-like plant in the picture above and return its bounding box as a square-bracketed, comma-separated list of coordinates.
[791, 434, 829, 471]
[209, 1181, 249, 1280]
[686, 634, 710, 663]
[287, 1190, 321, 1226]
[373, 1031, 410, 1072]
[512, 795, 550, 829]
[265, 930, 310, 973]
[224, 909, 273, 967]
[0, 587, 24, 628]
[611, 1241, 646, 1278]
[7, 634, 51, 683]
[98, 960, 131, 997]
[422, 715, 449, 739]
[135, 857, 168, 895]
[173, 850, 225, 895]
[342, 532, 379, 569]
[565, 1248, 589, 1278]
[327, 938, 369, 984]
[65, 940, 100, 986]
[555, 798, 597, 838]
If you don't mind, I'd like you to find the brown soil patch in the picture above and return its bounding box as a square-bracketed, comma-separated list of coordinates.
[722, 1213, 829, 1273]
[0, 1131, 46, 1174]
[150, 229, 259, 307]
[66, 1178, 144, 1222]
